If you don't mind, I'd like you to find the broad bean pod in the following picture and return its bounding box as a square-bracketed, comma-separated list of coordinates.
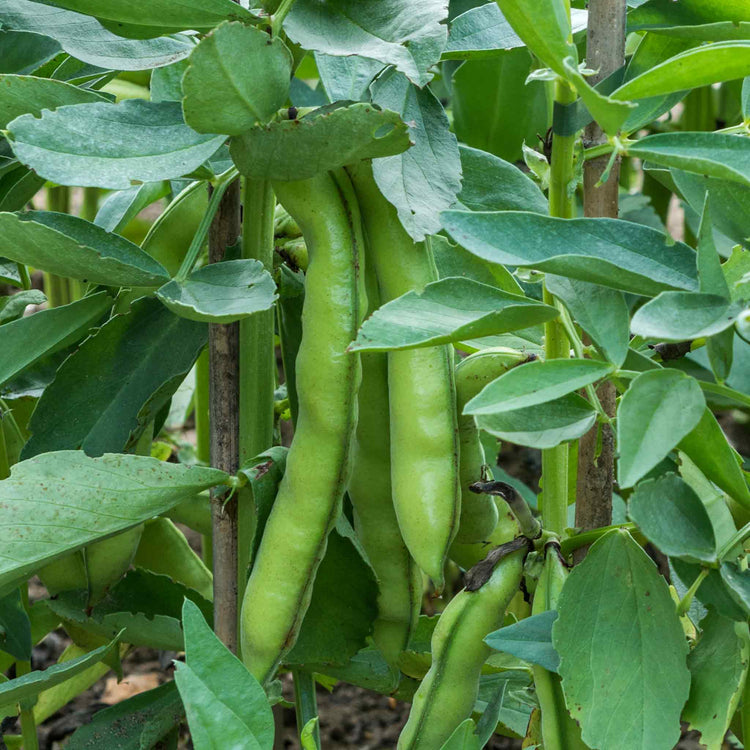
[348, 161, 459, 588]
[240, 169, 366, 684]
[397, 538, 529, 749]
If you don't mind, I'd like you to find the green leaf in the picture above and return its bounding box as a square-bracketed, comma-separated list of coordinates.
[156, 260, 277, 324]
[613, 42, 750, 100]
[721, 563, 750, 617]
[683, 611, 749, 750]
[0, 74, 105, 129]
[23, 297, 207, 457]
[0, 0, 193, 70]
[0, 164, 45, 213]
[457, 145, 548, 214]
[284, 0, 448, 87]
[629, 132, 750, 189]
[176, 599, 273, 750]
[0, 635, 120, 712]
[439, 719, 480, 750]
[7, 100, 225, 189]
[545, 276, 629, 367]
[0, 29, 60, 75]
[476, 671, 536, 739]
[0, 211, 170, 286]
[617, 370, 706, 489]
[465, 359, 612, 415]
[35, 0, 257, 35]
[230, 103, 410, 182]
[631, 291, 743, 340]
[94, 181, 170, 234]
[349, 277, 558, 352]
[444, 4, 587, 60]
[697, 197, 731, 297]
[628, 474, 717, 563]
[553, 530, 690, 750]
[628, 0, 750, 42]
[66, 681, 184, 750]
[476, 393, 596, 449]
[485, 610, 559, 673]
[0, 288, 45, 325]
[371, 70, 461, 241]
[441, 211, 699, 295]
[0, 452, 225, 593]
[673, 560, 746, 622]
[0, 292, 111, 388]
[0, 590, 31, 662]
[182, 23, 292, 136]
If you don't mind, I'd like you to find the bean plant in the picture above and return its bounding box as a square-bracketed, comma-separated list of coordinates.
[0, 0, 748, 748]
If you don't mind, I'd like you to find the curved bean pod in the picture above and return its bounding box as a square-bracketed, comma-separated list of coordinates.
[348, 161, 459, 588]
[240, 169, 366, 684]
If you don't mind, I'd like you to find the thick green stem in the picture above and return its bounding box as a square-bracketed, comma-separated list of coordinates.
[238, 179, 276, 594]
[292, 669, 321, 748]
[44, 187, 73, 307]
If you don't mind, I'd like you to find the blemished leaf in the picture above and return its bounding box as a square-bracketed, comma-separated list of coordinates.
[156, 260, 278, 324]
[7, 100, 225, 189]
[476, 393, 596, 449]
[545, 275, 630, 367]
[613, 42, 750, 100]
[0, 590, 31, 662]
[553, 530, 691, 750]
[627, 474, 717, 563]
[456, 145, 548, 214]
[94, 181, 171, 234]
[683, 610, 749, 750]
[34, 0, 257, 35]
[629, 132, 750, 189]
[23, 297, 207, 458]
[176, 599, 274, 750]
[617, 370, 706, 489]
[0, 453, 225, 594]
[286, 517, 378, 667]
[0, 74, 105, 129]
[441, 211, 699, 296]
[465, 359, 613, 415]
[0, 636, 121, 711]
[0, 292, 112, 388]
[628, 0, 750, 42]
[485, 610, 559, 673]
[66, 681, 184, 750]
[0, 211, 170, 287]
[183, 23, 292, 136]
[444, 3, 587, 60]
[0, 0, 193, 70]
[349, 277, 558, 352]
[284, 0, 448, 87]
[631, 291, 744, 340]
[315, 53, 384, 103]
[371, 70, 462, 241]
[230, 103, 410, 182]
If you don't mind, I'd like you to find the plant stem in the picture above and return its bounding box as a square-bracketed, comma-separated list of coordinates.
[208, 178, 242, 653]
[677, 568, 709, 616]
[560, 522, 636, 556]
[17, 587, 37, 750]
[81, 187, 99, 222]
[194, 350, 213, 567]
[292, 668, 321, 748]
[271, 0, 296, 36]
[237, 179, 276, 595]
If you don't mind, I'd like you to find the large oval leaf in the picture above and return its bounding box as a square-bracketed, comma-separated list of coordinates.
[553, 530, 690, 750]
[629, 1, 750, 43]
[442, 211, 698, 295]
[617, 370, 706, 489]
[349, 277, 558, 352]
[465, 359, 613, 415]
[230, 103, 410, 182]
[7, 100, 226, 189]
[476, 393, 596, 449]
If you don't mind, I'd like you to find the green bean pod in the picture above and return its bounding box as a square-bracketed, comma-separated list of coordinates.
[454, 348, 528, 543]
[348, 162, 459, 588]
[397, 539, 528, 749]
[240, 169, 366, 684]
[349, 266, 422, 667]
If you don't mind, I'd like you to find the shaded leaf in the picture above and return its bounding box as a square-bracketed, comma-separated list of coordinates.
[629, 1, 750, 43]
[721, 562, 750, 617]
[350, 277, 558, 352]
[485, 610, 559, 673]
[553, 530, 690, 750]
[94, 181, 170, 234]
[315, 53, 384, 103]
[673, 560, 746, 622]
[439, 720, 480, 750]
[7, 100, 225, 189]
[0, 590, 30, 662]
[230, 103, 410, 182]
[0, 289, 46, 325]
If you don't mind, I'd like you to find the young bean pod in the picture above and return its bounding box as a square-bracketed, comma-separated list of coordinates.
[397, 538, 529, 749]
[240, 169, 366, 684]
[348, 162, 459, 588]
[348, 266, 422, 668]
